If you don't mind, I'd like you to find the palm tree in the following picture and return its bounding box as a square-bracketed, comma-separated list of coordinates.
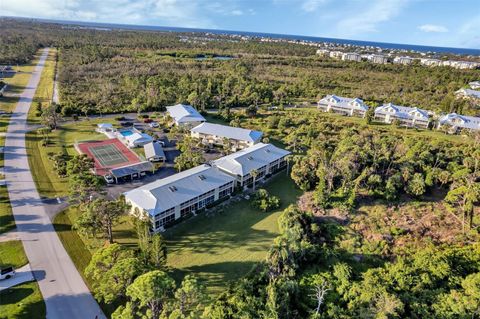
[285, 154, 293, 176]
[250, 169, 259, 191]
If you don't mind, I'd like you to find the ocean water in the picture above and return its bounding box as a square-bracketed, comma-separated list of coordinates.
[21, 18, 480, 56]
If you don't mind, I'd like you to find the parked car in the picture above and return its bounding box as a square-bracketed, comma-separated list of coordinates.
[0, 266, 15, 280]
[148, 122, 159, 128]
[120, 121, 133, 127]
[104, 175, 115, 184]
[143, 118, 153, 123]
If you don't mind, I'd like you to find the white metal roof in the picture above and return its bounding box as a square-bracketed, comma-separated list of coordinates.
[375, 103, 430, 120]
[97, 123, 113, 129]
[213, 143, 290, 176]
[318, 95, 368, 111]
[144, 142, 165, 159]
[439, 113, 480, 130]
[191, 122, 263, 143]
[124, 164, 235, 217]
[456, 88, 480, 99]
[166, 104, 206, 124]
[125, 132, 153, 145]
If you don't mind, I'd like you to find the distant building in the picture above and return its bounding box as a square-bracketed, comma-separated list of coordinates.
[438, 113, 480, 132]
[370, 54, 389, 64]
[342, 52, 362, 62]
[393, 56, 414, 65]
[191, 122, 263, 151]
[374, 103, 430, 129]
[166, 104, 206, 127]
[450, 61, 480, 69]
[213, 143, 290, 188]
[469, 81, 480, 90]
[420, 58, 442, 67]
[144, 142, 166, 162]
[124, 164, 235, 232]
[455, 88, 480, 100]
[317, 95, 369, 118]
[329, 51, 344, 59]
[316, 49, 330, 56]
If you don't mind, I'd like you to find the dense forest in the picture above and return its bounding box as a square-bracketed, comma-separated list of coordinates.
[1, 18, 479, 117]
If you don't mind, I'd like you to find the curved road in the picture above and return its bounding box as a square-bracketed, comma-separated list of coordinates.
[4, 48, 105, 319]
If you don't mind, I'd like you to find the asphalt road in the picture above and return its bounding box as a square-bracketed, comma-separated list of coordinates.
[3, 48, 105, 319]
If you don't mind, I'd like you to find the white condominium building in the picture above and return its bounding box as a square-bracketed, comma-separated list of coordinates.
[124, 164, 235, 232]
[191, 122, 263, 151]
[317, 95, 369, 118]
[374, 103, 430, 129]
[438, 113, 480, 132]
[213, 143, 290, 188]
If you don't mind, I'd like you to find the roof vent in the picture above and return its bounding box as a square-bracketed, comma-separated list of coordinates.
[168, 186, 178, 192]
[265, 149, 271, 153]
[247, 156, 253, 160]
[198, 175, 206, 181]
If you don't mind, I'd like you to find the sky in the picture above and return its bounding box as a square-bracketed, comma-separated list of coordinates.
[1, 0, 479, 49]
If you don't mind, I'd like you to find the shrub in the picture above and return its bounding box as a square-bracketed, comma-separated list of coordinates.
[252, 189, 281, 212]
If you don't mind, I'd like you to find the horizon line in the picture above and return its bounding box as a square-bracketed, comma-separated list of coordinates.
[2, 15, 480, 53]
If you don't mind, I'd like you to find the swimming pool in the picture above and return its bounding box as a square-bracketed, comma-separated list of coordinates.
[119, 129, 134, 137]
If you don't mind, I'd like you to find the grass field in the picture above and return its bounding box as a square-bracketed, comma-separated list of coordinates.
[28, 48, 57, 125]
[54, 172, 300, 296]
[164, 172, 301, 293]
[0, 241, 28, 267]
[0, 185, 14, 235]
[26, 118, 115, 198]
[0, 241, 46, 319]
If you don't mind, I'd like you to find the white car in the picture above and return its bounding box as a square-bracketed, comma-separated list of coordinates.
[0, 267, 15, 280]
[149, 122, 159, 128]
[104, 175, 115, 184]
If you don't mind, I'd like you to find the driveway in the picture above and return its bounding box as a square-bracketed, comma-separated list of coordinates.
[3, 48, 105, 319]
[0, 263, 34, 292]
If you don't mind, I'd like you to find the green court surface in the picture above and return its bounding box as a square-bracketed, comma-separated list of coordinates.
[89, 144, 128, 167]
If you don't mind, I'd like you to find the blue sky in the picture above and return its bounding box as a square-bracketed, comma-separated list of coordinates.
[1, 0, 479, 49]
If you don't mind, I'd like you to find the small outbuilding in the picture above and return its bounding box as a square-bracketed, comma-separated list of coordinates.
[96, 123, 115, 133]
[144, 142, 166, 162]
[125, 132, 154, 148]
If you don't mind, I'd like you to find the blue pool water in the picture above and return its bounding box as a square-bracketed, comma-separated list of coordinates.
[120, 130, 134, 137]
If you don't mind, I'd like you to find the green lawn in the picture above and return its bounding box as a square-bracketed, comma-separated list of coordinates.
[0, 241, 28, 268]
[164, 172, 301, 293]
[26, 118, 116, 198]
[28, 48, 57, 125]
[0, 241, 46, 319]
[0, 185, 14, 235]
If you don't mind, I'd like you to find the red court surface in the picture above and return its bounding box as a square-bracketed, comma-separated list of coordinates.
[76, 138, 140, 176]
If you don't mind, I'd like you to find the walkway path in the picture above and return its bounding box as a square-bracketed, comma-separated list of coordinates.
[3, 48, 105, 319]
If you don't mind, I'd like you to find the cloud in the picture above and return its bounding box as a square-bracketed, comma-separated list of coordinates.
[231, 9, 243, 16]
[0, 0, 215, 28]
[301, 0, 328, 12]
[333, 0, 408, 37]
[458, 14, 480, 48]
[418, 24, 448, 33]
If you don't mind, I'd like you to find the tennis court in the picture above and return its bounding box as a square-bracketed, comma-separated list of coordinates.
[90, 144, 129, 167]
[76, 138, 141, 176]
